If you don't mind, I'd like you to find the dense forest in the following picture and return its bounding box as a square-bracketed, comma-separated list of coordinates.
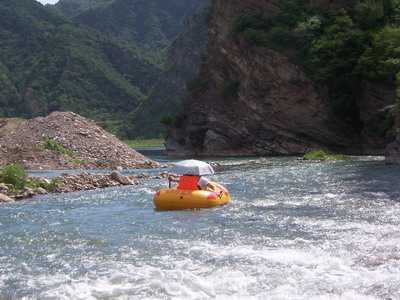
[0, 0, 206, 137]
[70, 0, 205, 53]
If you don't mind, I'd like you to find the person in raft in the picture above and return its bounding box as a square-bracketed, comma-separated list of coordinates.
[168, 174, 215, 191]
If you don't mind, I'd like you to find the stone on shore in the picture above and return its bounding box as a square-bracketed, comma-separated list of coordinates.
[0, 183, 9, 194]
[110, 171, 135, 185]
[0, 193, 14, 203]
[0, 170, 174, 203]
[54, 172, 139, 193]
[35, 187, 48, 195]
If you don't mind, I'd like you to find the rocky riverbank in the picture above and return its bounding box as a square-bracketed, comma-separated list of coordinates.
[0, 112, 158, 170]
[0, 171, 170, 203]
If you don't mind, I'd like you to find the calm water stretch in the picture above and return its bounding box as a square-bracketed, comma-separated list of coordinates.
[1, 156, 400, 299]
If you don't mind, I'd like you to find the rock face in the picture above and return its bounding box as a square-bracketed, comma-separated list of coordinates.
[167, 0, 352, 156]
[0, 112, 158, 170]
[166, 0, 397, 157]
[357, 80, 397, 154]
[386, 100, 400, 163]
[386, 138, 400, 163]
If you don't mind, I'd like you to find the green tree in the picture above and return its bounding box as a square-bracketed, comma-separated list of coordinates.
[308, 14, 367, 81]
[357, 26, 400, 80]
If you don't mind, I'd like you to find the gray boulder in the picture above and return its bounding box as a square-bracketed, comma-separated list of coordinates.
[0, 193, 14, 203]
[110, 171, 135, 186]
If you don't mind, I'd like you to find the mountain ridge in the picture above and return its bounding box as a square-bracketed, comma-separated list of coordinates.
[0, 0, 207, 138]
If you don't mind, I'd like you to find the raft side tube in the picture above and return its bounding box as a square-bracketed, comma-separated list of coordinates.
[154, 183, 231, 211]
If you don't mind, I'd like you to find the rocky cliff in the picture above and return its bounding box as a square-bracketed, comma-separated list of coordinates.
[386, 79, 400, 163]
[386, 135, 400, 163]
[166, 0, 399, 157]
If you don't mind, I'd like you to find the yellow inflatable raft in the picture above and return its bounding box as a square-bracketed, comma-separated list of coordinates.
[154, 182, 231, 211]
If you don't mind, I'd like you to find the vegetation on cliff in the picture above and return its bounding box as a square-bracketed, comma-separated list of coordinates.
[233, 0, 400, 135]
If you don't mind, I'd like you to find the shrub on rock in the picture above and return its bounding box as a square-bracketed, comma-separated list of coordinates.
[0, 164, 27, 190]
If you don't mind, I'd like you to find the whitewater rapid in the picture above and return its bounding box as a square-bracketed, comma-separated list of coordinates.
[0, 157, 399, 299]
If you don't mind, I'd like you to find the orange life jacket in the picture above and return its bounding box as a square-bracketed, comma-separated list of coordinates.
[177, 175, 200, 190]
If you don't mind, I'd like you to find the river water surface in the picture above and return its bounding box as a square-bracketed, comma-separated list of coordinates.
[1, 156, 400, 299]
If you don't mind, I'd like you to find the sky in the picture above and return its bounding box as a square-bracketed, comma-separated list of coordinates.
[37, 0, 59, 4]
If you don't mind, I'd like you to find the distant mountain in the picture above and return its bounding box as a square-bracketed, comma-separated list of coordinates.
[59, 0, 206, 51]
[54, 0, 115, 17]
[0, 0, 161, 135]
[0, 0, 208, 138]
[57, 0, 209, 137]
[129, 6, 210, 138]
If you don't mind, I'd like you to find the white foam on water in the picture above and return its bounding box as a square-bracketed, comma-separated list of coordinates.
[2, 158, 400, 299]
[10, 233, 397, 300]
[133, 187, 156, 195]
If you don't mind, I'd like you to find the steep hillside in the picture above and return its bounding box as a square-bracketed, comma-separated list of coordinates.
[55, 0, 115, 17]
[167, 0, 400, 156]
[69, 0, 206, 51]
[128, 5, 210, 138]
[0, 0, 161, 135]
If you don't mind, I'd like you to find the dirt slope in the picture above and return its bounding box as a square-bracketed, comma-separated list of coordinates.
[0, 112, 158, 170]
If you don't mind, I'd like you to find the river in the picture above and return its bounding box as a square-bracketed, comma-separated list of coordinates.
[1, 155, 400, 299]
